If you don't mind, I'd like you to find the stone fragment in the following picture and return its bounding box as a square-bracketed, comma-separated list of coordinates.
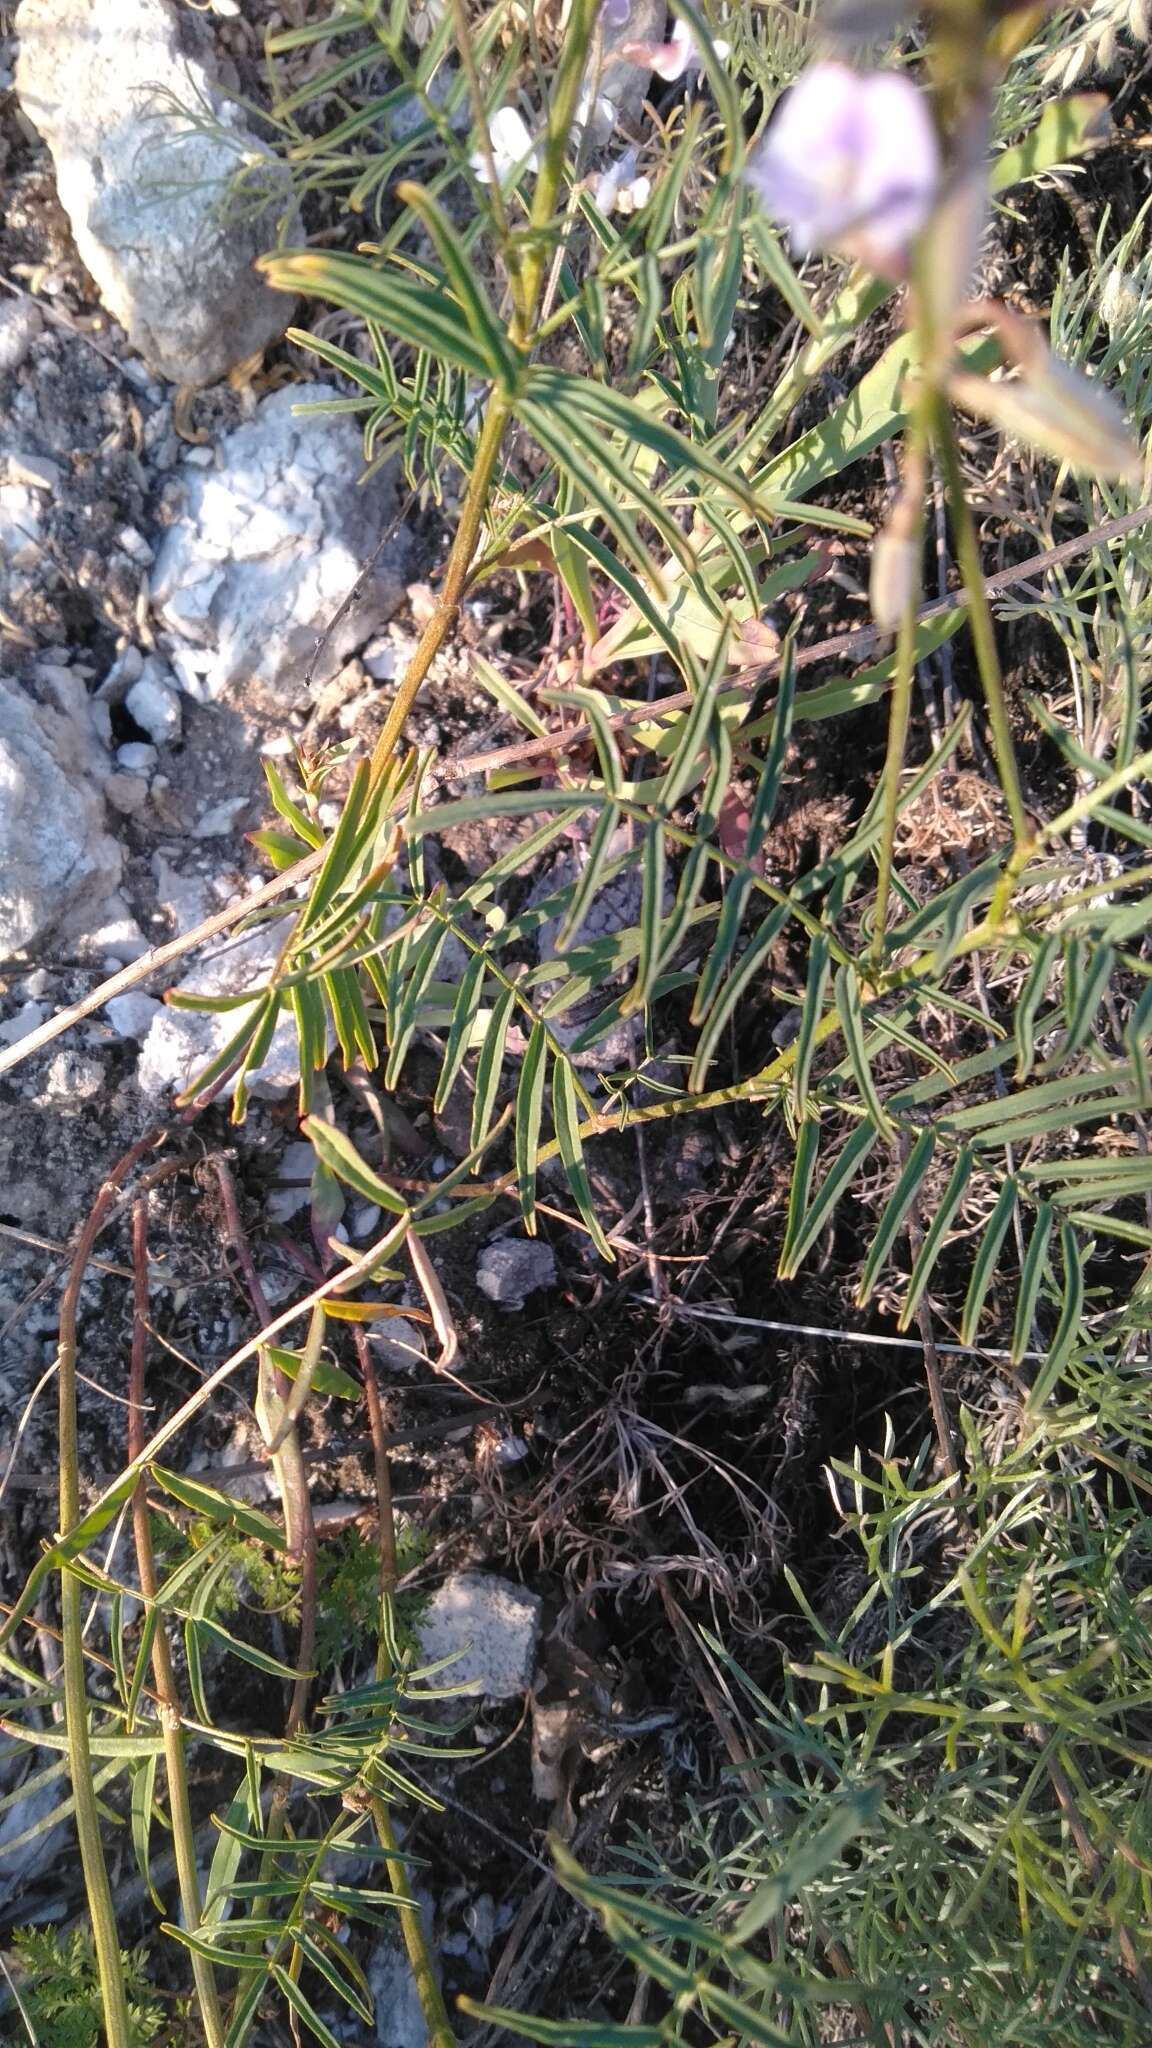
[125, 662, 182, 745]
[475, 1237, 557, 1311]
[0, 1000, 47, 1047]
[151, 386, 409, 705]
[105, 992, 162, 1039]
[15, 0, 297, 386]
[417, 1572, 542, 1697]
[105, 771, 149, 814]
[137, 922, 316, 1102]
[4, 449, 63, 492]
[0, 297, 43, 377]
[116, 741, 158, 774]
[0, 678, 123, 962]
[192, 796, 248, 838]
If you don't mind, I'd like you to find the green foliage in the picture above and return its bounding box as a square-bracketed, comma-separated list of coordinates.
[14, 4, 1152, 2047]
[312, 1520, 432, 1667]
[9, 1928, 166, 2048]
[491, 1317, 1152, 2044]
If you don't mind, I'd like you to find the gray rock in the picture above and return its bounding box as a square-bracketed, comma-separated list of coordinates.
[0, 481, 43, 569]
[105, 770, 149, 814]
[266, 1138, 320, 1224]
[0, 1000, 47, 1047]
[476, 1236, 557, 1311]
[116, 740, 158, 774]
[417, 1572, 542, 1698]
[125, 661, 182, 744]
[0, 297, 43, 377]
[5, 449, 62, 492]
[38, 1048, 105, 1108]
[89, 908, 149, 962]
[596, 0, 669, 138]
[105, 992, 162, 1039]
[137, 921, 316, 1102]
[97, 645, 145, 704]
[151, 386, 409, 705]
[192, 795, 248, 838]
[14, 0, 297, 387]
[368, 1902, 436, 2048]
[368, 1316, 427, 1373]
[152, 852, 212, 936]
[0, 677, 123, 962]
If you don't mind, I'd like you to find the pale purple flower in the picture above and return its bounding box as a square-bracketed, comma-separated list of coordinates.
[746, 62, 940, 275]
[622, 14, 730, 82]
[593, 145, 653, 215]
[471, 105, 538, 185]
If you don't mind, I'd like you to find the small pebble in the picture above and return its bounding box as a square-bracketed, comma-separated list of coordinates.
[116, 525, 154, 565]
[96, 644, 144, 703]
[0, 1001, 46, 1047]
[116, 741, 158, 774]
[192, 796, 248, 839]
[105, 992, 162, 1039]
[362, 638, 397, 682]
[0, 298, 43, 376]
[126, 665, 182, 745]
[41, 1049, 104, 1105]
[5, 449, 63, 492]
[476, 1238, 557, 1311]
[105, 771, 149, 815]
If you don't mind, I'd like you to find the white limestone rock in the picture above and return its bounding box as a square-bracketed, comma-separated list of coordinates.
[151, 386, 410, 705]
[0, 678, 124, 962]
[15, 0, 297, 387]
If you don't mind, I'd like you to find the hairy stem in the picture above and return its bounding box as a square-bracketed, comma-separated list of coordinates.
[130, 1201, 226, 2048]
[211, 1156, 317, 1735]
[871, 420, 930, 967]
[368, 396, 511, 781]
[932, 395, 1033, 861]
[367, 0, 600, 783]
[57, 1132, 164, 2048]
[357, 1326, 455, 2047]
[370, 1796, 457, 2048]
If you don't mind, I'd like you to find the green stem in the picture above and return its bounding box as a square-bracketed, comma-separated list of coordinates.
[57, 1136, 163, 2048]
[130, 1202, 225, 2048]
[370, 1796, 456, 2048]
[366, 0, 601, 784]
[932, 395, 1033, 863]
[870, 421, 930, 970]
[60, 1578, 131, 2045]
[356, 1328, 456, 2047]
[368, 396, 511, 781]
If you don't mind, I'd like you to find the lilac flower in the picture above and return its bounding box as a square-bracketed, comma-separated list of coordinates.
[746, 62, 940, 275]
[622, 14, 731, 82]
[593, 145, 653, 216]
